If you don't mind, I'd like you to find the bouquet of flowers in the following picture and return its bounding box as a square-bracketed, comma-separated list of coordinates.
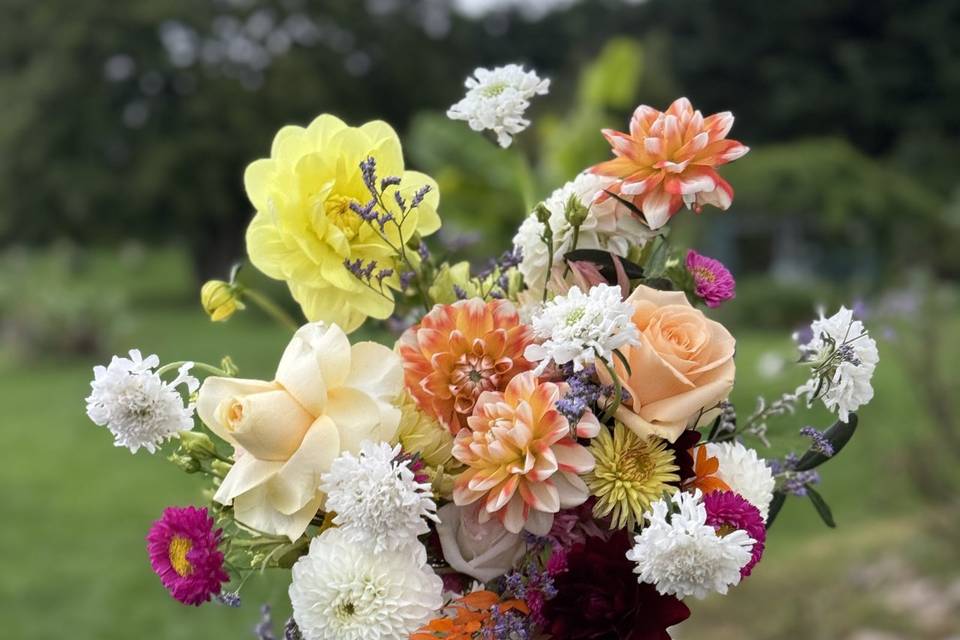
[85, 64, 879, 639]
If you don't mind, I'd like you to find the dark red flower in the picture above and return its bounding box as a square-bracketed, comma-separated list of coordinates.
[667, 429, 702, 486]
[542, 530, 690, 639]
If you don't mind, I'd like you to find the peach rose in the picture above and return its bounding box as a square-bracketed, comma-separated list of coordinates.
[197, 322, 402, 540]
[605, 285, 735, 442]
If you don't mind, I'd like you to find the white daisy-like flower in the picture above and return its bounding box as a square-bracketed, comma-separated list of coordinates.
[524, 283, 639, 374]
[447, 64, 549, 148]
[85, 349, 198, 454]
[705, 441, 776, 520]
[513, 172, 656, 298]
[626, 490, 754, 600]
[289, 528, 443, 640]
[796, 306, 879, 421]
[320, 441, 438, 554]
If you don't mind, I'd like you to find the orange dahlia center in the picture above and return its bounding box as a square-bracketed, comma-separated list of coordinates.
[168, 535, 193, 577]
[449, 351, 511, 414]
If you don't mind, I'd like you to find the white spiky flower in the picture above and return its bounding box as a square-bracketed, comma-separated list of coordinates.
[447, 64, 549, 147]
[796, 306, 879, 421]
[289, 528, 443, 640]
[626, 490, 754, 600]
[85, 349, 198, 454]
[525, 283, 639, 374]
[320, 441, 438, 554]
[705, 441, 776, 520]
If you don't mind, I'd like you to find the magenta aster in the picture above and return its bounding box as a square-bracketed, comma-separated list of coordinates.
[146, 506, 230, 605]
[703, 490, 766, 577]
[685, 249, 735, 308]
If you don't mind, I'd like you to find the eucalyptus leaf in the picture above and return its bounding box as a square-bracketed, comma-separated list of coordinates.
[794, 414, 858, 471]
[806, 486, 836, 528]
[766, 491, 787, 529]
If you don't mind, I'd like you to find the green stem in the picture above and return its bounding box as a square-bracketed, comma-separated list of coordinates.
[242, 287, 299, 332]
[156, 361, 230, 378]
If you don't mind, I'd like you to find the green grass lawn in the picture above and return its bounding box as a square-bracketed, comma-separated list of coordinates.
[2, 249, 956, 639]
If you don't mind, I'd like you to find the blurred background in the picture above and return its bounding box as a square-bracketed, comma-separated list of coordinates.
[2, 0, 959, 638]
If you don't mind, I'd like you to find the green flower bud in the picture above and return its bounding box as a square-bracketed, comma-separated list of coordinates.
[564, 194, 589, 227]
[201, 280, 244, 322]
[211, 459, 233, 477]
[178, 430, 218, 461]
[168, 453, 201, 474]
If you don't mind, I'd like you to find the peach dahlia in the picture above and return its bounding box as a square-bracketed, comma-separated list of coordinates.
[398, 299, 533, 434]
[590, 97, 749, 230]
[451, 372, 597, 535]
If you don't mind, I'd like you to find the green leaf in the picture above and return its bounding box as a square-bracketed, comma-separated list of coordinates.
[766, 491, 787, 529]
[806, 486, 836, 528]
[642, 236, 670, 277]
[794, 414, 859, 472]
[563, 249, 645, 280]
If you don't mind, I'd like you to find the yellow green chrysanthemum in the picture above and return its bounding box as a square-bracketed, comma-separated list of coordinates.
[394, 393, 462, 498]
[244, 115, 441, 332]
[586, 422, 680, 530]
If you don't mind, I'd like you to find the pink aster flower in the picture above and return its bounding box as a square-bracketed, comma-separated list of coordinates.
[703, 490, 766, 577]
[146, 506, 230, 605]
[686, 249, 736, 308]
[590, 97, 749, 229]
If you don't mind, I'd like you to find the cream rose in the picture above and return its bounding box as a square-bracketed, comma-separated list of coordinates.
[607, 285, 736, 442]
[435, 502, 526, 583]
[197, 322, 402, 540]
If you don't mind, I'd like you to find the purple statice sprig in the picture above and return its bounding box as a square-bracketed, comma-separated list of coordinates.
[767, 453, 821, 497]
[799, 426, 835, 458]
[349, 156, 435, 308]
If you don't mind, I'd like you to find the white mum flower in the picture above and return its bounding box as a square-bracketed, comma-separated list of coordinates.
[289, 528, 443, 640]
[85, 350, 198, 454]
[513, 172, 656, 297]
[626, 490, 754, 600]
[797, 306, 879, 421]
[705, 441, 776, 520]
[525, 283, 639, 374]
[320, 441, 438, 554]
[447, 64, 549, 148]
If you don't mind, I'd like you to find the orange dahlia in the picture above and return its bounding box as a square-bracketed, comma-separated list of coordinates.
[685, 444, 732, 495]
[590, 97, 749, 230]
[411, 590, 528, 640]
[452, 371, 596, 535]
[398, 299, 533, 434]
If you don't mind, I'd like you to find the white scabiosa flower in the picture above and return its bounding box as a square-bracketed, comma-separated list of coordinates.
[626, 490, 754, 600]
[320, 441, 438, 554]
[705, 441, 776, 520]
[447, 64, 549, 148]
[797, 306, 879, 421]
[85, 350, 198, 454]
[525, 283, 639, 374]
[289, 528, 443, 640]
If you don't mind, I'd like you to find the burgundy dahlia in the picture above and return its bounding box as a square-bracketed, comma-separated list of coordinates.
[146, 506, 230, 605]
[703, 490, 767, 577]
[542, 530, 690, 639]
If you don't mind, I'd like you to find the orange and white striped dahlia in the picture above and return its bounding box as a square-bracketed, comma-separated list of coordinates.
[398, 299, 533, 434]
[590, 97, 749, 230]
[451, 371, 596, 535]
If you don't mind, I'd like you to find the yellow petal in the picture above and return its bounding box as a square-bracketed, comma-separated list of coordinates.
[229, 389, 314, 461]
[196, 377, 279, 445]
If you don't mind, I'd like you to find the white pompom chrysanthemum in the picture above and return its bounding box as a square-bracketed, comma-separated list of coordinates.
[320, 441, 438, 554]
[525, 283, 639, 373]
[289, 528, 443, 640]
[85, 350, 198, 454]
[626, 490, 754, 600]
[447, 64, 549, 148]
[705, 441, 776, 520]
[797, 306, 879, 421]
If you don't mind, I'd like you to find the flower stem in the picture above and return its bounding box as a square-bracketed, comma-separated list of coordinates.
[156, 361, 231, 378]
[241, 287, 300, 332]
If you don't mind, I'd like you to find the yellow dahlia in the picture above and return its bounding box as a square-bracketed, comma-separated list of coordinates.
[244, 115, 441, 332]
[586, 422, 680, 530]
[451, 371, 595, 535]
[397, 298, 533, 434]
